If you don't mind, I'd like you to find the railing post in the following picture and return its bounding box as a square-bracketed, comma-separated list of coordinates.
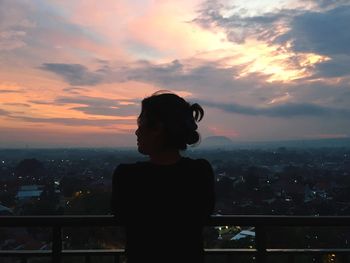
[255, 226, 267, 263]
[52, 226, 62, 263]
[114, 254, 120, 263]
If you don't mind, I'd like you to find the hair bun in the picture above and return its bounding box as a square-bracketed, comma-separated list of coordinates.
[186, 130, 200, 145]
[190, 103, 204, 122]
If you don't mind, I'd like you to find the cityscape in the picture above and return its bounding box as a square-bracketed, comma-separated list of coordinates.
[1, 140, 350, 262]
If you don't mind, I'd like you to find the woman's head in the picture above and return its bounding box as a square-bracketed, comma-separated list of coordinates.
[135, 91, 204, 155]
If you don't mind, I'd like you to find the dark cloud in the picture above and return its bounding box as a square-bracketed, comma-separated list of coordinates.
[29, 100, 53, 105]
[285, 5, 350, 56]
[199, 100, 350, 118]
[306, 0, 350, 9]
[3, 103, 31, 107]
[62, 86, 88, 94]
[39, 58, 259, 94]
[57, 96, 139, 117]
[125, 60, 251, 94]
[0, 89, 22, 93]
[29, 95, 139, 117]
[40, 63, 103, 86]
[40, 61, 129, 86]
[0, 108, 10, 116]
[313, 56, 350, 77]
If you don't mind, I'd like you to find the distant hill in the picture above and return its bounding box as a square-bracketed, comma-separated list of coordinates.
[200, 136, 234, 148]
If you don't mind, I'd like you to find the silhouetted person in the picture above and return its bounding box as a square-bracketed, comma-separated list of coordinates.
[111, 91, 215, 263]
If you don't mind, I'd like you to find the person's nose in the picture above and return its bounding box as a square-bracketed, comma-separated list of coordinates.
[135, 127, 139, 137]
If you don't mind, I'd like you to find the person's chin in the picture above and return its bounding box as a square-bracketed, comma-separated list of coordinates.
[137, 145, 148, 155]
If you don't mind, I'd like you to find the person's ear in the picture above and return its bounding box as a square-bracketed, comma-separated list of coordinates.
[152, 122, 165, 135]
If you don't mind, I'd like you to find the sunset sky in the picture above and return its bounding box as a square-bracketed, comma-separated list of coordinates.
[1, 0, 350, 148]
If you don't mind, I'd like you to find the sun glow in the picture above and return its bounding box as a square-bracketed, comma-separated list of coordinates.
[229, 40, 330, 82]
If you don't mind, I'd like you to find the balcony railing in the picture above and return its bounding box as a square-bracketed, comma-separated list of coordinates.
[1, 215, 350, 263]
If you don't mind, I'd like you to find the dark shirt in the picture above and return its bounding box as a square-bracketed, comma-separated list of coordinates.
[111, 157, 215, 263]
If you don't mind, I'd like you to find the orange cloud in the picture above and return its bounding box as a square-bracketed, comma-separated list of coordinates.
[126, 0, 233, 60]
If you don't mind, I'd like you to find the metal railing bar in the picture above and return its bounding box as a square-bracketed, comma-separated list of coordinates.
[2, 248, 350, 256]
[0, 250, 52, 256]
[62, 249, 124, 255]
[208, 215, 350, 227]
[1, 215, 350, 227]
[267, 248, 350, 253]
[0, 248, 254, 256]
[204, 248, 256, 253]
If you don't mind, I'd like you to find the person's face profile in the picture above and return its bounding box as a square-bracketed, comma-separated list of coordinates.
[135, 111, 164, 155]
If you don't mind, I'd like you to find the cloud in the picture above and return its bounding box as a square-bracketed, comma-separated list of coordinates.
[123, 60, 294, 105]
[30, 95, 139, 117]
[71, 106, 138, 117]
[40, 63, 103, 86]
[4, 95, 138, 127]
[39, 59, 251, 96]
[55, 96, 139, 117]
[3, 103, 31, 107]
[0, 109, 10, 116]
[313, 55, 350, 77]
[284, 5, 350, 56]
[0, 30, 27, 51]
[0, 89, 22, 93]
[0, 0, 113, 72]
[28, 100, 52, 105]
[11, 115, 134, 127]
[306, 0, 350, 9]
[0, 1, 36, 51]
[193, 1, 295, 44]
[199, 100, 350, 118]
[193, 1, 350, 81]
[55, 96, 121, 107]
[123, 60, 253, 95]
[36, 57, 350, 117]
[62, 86, 88, 94]
[194, 0, 350, 55]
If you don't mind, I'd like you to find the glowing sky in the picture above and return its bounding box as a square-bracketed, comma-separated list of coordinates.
[1, 0, 350, 147]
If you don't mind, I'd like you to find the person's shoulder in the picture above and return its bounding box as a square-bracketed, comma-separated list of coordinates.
[113, 161, 149, 175]
[183, 157, 212, 169]
[183, 158, 214, 181]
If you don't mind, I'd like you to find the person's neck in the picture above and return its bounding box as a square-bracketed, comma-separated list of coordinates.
[149, 150, 182, 165]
